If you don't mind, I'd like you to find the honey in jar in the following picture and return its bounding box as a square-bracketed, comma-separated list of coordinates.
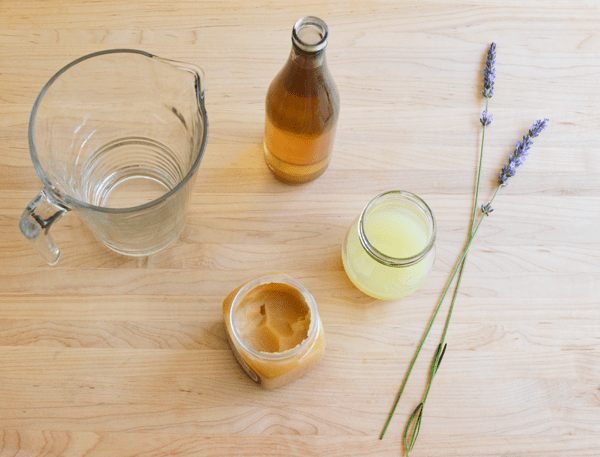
[264, 16, 340, 183]
[223, 273, 325, 388]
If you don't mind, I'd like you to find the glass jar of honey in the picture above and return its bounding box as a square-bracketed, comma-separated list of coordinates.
[264, 16, 340, 183]
[342, 191, 437, 300]
[223, 274, 325, 389]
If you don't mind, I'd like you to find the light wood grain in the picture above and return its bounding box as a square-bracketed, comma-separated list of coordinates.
[1, 0, 599, 456]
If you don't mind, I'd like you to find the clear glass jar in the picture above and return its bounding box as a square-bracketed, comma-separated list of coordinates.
[342, 191, 437, 300]
[223, 274, 325, 389]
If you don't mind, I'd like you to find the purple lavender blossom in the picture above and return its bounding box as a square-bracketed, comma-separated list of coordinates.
[499, 118, 549, 185]
[480, 109, 493, 126]
[529, 118, 548, 138]
[481, 203, 494, 215]
[483, 43, 497, 98]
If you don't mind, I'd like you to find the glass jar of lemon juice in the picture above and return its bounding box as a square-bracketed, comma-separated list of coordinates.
[342, 191, 436, 300]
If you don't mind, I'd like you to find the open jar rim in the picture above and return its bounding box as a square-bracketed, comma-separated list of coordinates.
[229, 274, 319, 361]
[358, 190, 437, 267]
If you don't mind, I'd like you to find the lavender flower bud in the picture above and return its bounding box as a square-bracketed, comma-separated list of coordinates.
[499, 118, 549, 185]
[529, 118, 549, 137]
[480, 109, 493, 126]
[482, 42, 497, 98]
[499, 163, 515, 185]
[481, 203, 494, 215]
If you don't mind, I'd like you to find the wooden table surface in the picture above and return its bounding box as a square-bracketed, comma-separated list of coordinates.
[1, 1, 598, 456]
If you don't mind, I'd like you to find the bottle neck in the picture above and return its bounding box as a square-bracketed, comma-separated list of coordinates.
[289, 45, 326, 69]
[289, 16, 329, 69]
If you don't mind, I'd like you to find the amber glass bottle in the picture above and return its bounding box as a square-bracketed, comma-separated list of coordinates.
[264, 16, 340, 183]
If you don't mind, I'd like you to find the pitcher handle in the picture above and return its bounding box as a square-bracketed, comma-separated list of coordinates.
[20, 189, 69, 265]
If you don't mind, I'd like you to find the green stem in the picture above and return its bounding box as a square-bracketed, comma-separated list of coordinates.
[417, 342, 447, 415]
[473, 97, 489, 230]
[379, 208, 490, 440]
[402, 185, 502, 454]
[379, 99, 492, 442]
[403, 342, 446, 454]
[428, 96, 489, 380]
[437, 97, 489, 353]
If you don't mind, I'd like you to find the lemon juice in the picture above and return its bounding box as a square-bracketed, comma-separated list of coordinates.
[342, 191, 436, 300]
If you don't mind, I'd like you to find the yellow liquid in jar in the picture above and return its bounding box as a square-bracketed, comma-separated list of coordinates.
[342, 203, 434, 300]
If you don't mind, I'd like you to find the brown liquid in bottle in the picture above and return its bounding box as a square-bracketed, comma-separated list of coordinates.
[264, 17, 340, 184]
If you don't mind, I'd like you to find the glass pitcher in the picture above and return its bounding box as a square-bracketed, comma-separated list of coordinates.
[19, 49, 208, 264]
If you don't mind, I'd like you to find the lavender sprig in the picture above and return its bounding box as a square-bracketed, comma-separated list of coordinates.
[379, 43, 499, 445]
[378, 42, 550, 457]
[483, 42, 496, 98]
[500, 118, 549, 184]
[399, 118, 548, 456]
[402, 43, 499, 456]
